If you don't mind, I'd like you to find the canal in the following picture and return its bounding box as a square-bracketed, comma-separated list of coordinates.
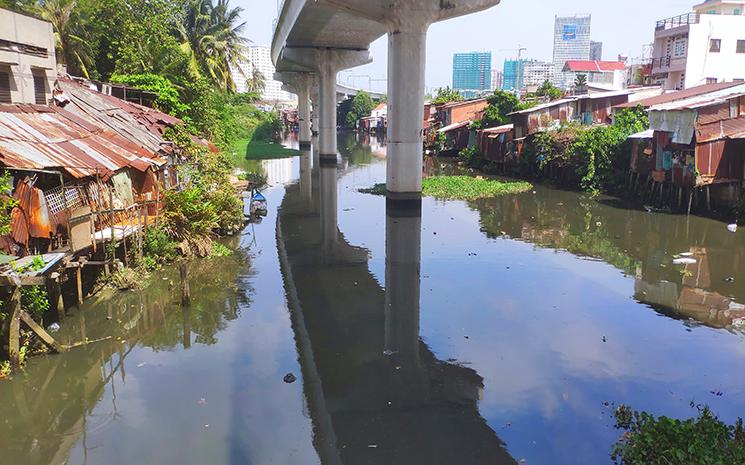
[2, 133, 745, 465]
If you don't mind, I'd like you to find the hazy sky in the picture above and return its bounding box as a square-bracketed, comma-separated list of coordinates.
[235, 0, 693, 93]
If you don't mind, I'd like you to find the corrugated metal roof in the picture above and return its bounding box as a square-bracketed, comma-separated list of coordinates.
[482, 124, 514, 134]
[0, 104, 164, 179]
[649, 92, 745, 111]
[438, 120, 471, 133]
[55, 77, 179, 155]
[628, 129, 654, 139]
[615, 82, 745, 109]
[564, 60, 626, 72]
[696, 116, 745, 143]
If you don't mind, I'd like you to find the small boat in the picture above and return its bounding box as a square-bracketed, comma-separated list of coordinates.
[250, 191, 268, 217]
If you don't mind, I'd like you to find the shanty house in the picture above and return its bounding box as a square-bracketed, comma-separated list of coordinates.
[0, 103, 167, 255]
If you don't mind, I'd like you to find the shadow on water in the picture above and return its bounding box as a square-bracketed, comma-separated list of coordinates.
[270, 140, 518, 464]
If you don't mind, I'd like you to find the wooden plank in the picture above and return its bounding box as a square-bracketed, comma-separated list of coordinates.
[19, 311, 64, 353]
[76, 266, 83, 306]
[8, 287, 21, 368]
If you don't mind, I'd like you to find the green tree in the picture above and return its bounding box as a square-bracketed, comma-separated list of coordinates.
[574, 73, 588, 93]
[338, 91, 375, 129]
[245, 67, 265, 94]
[480, 89, 524, 128]
[178, 0, 248, 92]
[36, 0, 94, 77]
[537, 80, 562, 100]
[431, 86, 463, 105]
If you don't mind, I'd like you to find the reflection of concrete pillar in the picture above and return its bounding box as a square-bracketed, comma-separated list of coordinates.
[300, 147, 312, 206]
[384, 207, 422, 366]
[319, 162, 338, 258]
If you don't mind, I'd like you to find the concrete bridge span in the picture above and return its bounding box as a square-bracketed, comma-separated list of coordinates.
[272, 0, 501, 206]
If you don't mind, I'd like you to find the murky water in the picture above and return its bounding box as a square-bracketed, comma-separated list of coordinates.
[2, 133, 745, 465]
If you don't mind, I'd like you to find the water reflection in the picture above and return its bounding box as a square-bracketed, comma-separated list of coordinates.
[461, 183, 745, 332]
[0, 246, 252, 464]
[277, 143, 517, 464]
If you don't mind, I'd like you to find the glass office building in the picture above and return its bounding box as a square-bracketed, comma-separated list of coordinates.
[452, 51, 492, 98]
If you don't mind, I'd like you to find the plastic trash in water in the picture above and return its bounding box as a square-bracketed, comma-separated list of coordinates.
[679, 252, 694, 257]
[673, 257, 697, 265]
[727, 224, 738, 233]
[47, 322, 60, 333]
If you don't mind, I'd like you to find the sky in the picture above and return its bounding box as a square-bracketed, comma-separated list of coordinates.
[234, 0, 694, 94]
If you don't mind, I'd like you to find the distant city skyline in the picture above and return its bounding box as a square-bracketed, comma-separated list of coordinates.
[236, 0, 695, 93]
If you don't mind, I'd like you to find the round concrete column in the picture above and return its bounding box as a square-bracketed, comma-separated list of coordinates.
[386, 27, 427, 205]
[297, 80, 312, 149]
[319, 62, 338, 159]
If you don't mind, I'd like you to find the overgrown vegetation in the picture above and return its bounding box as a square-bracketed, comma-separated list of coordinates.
[477, 89, 530, 129]
[523, 106, 649, 194]
[359, 176, 532, 201]
[338, 91, 377, 129]
[612, 404, 745, 465]
[431, 86, 464, 105]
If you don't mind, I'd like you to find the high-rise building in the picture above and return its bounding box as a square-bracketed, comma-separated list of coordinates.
[552, 15, 592, 89]
[502, 59, 525, 92]
[590, 41, 603, 61]
[452, 51, 492, 98]
[523, 61, 555, 88]
[490, 69, 504, 91]
[651, 0, 745, 90]
[231, 45, 295, 102]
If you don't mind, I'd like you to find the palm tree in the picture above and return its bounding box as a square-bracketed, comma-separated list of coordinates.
[574, 73, 588, 94]
[178, 0, 248, 92]
[36, 0, 93, 77]
[245, 67, 265, 94]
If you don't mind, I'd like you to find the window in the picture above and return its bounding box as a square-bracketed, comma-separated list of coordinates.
[710, 39, 722, 52]
[735, 8, 741, 15]
[0, 72, 10, 103]
[706, 77, 718, 84]
[738, 40, 745, 54]
[32, 70, 46, 105]
[673, 36, 688, 57]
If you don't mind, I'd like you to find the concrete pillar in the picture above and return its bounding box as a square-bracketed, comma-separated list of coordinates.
[386, 26, 427, 204]
[297, 79, 312, 149]
[318, 61, 338, 159]
[384, 206, 422, 366]
[280, 48, 370, 160]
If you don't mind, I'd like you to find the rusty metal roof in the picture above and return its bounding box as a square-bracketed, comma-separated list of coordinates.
[615, 82, 745, 109]
[0, 104, 165, 179]
[696, 116, 745, 143]
[55, 77, 179, 155]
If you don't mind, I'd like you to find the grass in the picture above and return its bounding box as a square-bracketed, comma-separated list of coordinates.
[359, 176, 533, 201]
[233, 138, 300, 160]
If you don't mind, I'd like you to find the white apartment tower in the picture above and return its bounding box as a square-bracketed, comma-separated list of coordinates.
[651, 0, 745, 90]
[523, 61, 555, 88]
[231, 45, 295, 103]
[552, 15, 592, 89]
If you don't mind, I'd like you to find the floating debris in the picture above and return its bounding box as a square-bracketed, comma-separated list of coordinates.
[672, 257, 697, 265]
[283, 373, 297, 384]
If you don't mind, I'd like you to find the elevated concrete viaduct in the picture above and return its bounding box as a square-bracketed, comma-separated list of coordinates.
[272, 0, 500, 206]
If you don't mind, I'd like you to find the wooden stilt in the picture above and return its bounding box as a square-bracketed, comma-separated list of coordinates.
[19, 311, 64, 353]
[706, 185, 712, 211]
[180, 263, 190, 305]
[8, 286, 21, 368]
[182, 305, 191, 350]
[49, 272, 64, 320]
[75, 264, 83, 306]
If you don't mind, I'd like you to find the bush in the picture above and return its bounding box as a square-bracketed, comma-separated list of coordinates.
[612, 404, 745, 465]
[459, 146, 484, 169]
[163, 186, 219, 241]
[143, 226, 178, 261]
